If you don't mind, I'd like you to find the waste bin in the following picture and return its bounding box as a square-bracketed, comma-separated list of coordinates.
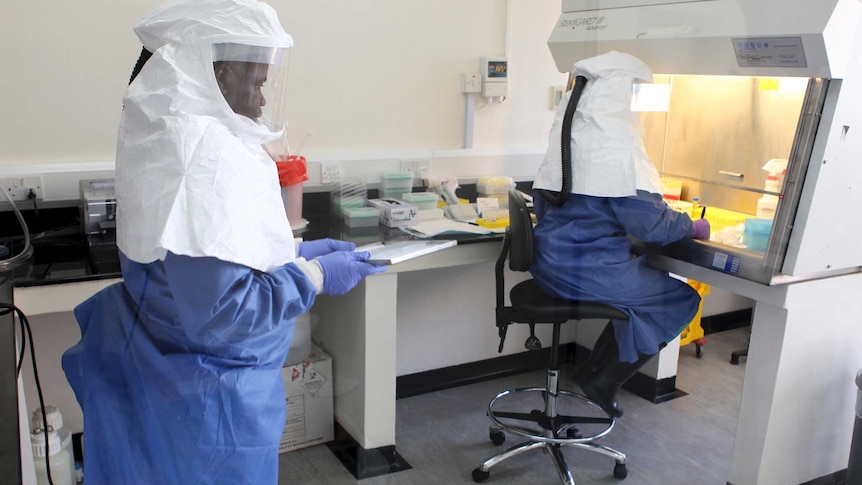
[847, 369, 862, 484]
[679, 279, 710, 358]
[275, 155, 309, 231]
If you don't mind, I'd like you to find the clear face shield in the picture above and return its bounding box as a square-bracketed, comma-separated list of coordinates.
[212, 42, 291, 156]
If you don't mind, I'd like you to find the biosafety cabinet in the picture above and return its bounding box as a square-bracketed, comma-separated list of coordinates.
[548, 0, 862, 284]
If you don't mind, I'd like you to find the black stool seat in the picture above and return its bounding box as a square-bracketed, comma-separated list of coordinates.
[510, 280, 629, 323]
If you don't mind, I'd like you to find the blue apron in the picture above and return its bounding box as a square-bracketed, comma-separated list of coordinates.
[63, 252, 316, 484]
[531, 190, 700, 363]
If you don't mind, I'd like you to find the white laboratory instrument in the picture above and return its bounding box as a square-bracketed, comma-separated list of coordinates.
[548, 0, 862, 285]
[546, 3, 862, 485]
[480, 57, 508, 99]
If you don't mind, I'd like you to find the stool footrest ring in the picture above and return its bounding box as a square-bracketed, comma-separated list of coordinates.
[487, 387, 615, 445]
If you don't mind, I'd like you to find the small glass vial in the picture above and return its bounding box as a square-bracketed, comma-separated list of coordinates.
[31, 428, 75, 485]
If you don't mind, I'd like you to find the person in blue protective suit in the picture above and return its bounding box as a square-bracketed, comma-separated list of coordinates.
[531, 51, 710, 418]
[61, 1, 385, 483]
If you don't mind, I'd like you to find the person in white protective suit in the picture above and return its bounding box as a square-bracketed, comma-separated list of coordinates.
[62, 1, 385, 483]
[531, 51, 710, 418]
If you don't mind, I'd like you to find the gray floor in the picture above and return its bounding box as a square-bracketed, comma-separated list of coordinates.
[279, 327, 750, 485]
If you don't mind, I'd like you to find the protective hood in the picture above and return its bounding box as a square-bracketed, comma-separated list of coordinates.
[533, 51, 664, 198]
[116, 0, 296, 272]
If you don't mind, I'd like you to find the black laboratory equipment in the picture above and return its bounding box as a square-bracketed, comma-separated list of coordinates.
[79, 179, 120, 274]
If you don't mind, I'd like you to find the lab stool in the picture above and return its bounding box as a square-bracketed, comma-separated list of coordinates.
[471, 190, 629, 484]
[472, 316, 629, 484]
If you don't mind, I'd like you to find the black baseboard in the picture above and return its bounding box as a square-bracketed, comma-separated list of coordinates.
[326, 421, 411, 479]
[623, 372, 688, 403]
[702, 308, 752, 335]
[397, 340, 688, 406]
[396, 343, 579, 399]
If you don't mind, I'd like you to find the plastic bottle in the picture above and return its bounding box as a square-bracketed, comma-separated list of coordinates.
[690, 197, 700, 219]
[31, 428, 75, 485]
[756, 174, 780, 219]
[32, 406, 75, 480]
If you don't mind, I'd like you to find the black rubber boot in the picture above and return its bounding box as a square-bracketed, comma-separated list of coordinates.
[572, 321, 617, 387]
[580, 352, 655, 418]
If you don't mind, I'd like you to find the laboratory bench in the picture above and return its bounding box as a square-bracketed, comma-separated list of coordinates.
[3, 181, 760, 481]
[4, 199, 507, 325]
[3, 185, 515, 288]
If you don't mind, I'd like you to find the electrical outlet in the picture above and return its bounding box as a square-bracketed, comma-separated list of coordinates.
[0, 176, 43, 202]
[551, 86, 566, 110]
[320, 162, 342, 184]
[460, 72, 482, 94]
[400, 160, 431, 181]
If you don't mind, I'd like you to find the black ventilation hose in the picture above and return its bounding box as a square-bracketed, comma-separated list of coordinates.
[541, 75, 588, 207]
[129, 47, 153, 85]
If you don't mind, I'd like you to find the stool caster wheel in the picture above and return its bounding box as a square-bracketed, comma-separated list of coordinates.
[566, 427, 582, 439]
[489, 429, 506, 446]
[472, 467, 490, 482]
[696, 344, 703, 358]
[614, 462, 627, 479]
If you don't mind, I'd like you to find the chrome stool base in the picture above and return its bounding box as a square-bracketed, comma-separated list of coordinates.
[472, 369, 627, 484]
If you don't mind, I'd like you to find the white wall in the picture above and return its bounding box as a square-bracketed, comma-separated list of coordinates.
[0, 0, 566, 167]
[6, 0, 569, 438]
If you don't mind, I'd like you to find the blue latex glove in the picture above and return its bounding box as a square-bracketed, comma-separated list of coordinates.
[298, 238, 356, 260]
[316, 251, 387, 296]
[691, 218, 710, 240]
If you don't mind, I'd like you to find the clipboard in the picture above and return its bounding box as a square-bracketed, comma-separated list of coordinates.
[357, 240, 457, 265]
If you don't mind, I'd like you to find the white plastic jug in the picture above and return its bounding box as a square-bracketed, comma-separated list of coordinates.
[31, 428, 75, 485]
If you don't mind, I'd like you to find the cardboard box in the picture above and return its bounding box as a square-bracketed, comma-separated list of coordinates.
[367, 198, 417, 227]
[279, 345, 334, 453]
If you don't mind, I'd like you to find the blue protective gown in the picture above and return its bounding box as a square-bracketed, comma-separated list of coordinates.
[62, 252, 316, 484]
[531, 189, 701, 363]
